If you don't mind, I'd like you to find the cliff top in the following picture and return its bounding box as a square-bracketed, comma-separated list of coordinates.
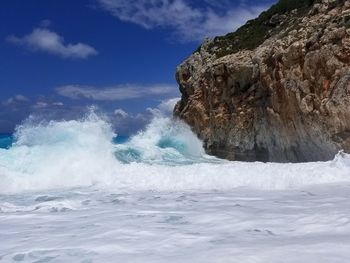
[198, 0, 319, 58]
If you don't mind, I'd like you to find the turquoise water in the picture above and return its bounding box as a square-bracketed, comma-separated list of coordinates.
[0, 133, 128, 149]
[113, 135, 129, 144]
[0, 134, 13, 149]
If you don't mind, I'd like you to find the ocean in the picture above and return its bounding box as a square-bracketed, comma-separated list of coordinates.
[1, 111, 350, 262]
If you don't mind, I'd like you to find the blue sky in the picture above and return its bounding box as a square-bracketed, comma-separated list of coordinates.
[0, 0, 275, 134]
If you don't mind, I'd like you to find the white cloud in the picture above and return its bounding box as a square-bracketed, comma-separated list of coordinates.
[56, 84, 177, 101]
[7, 28, 98, 59]
[14, 95, 29, 102]
[33, 102, 49, 109]
[97, 0, 267, 42]
[147, 97, 179, 117]
[52, 102, 64, 106]
[114, 108, 129, 118]
[32, 99, 64, 109]
[111, 97, 179, 134]
[39, 19, 52, 27]
[2, 94, 30, 106]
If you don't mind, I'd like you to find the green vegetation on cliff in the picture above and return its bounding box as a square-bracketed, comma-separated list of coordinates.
[202, 0, 315, 57]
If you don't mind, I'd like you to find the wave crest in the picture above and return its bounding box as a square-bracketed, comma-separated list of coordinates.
[0, 110, 350, 193]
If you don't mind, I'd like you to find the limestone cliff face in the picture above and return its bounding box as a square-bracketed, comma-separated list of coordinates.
[174, 0, 350, 162]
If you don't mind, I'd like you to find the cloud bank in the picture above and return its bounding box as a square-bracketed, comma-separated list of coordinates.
[7, 28, 98, 59]
[111, 97, 179, 134]
[97, 0, 267, 42]
[0, 94, 70, 133]
[56, 84, 177, 101]
[0, 93, 180, 135]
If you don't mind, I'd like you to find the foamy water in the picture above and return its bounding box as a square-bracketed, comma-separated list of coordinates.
[1, 111, 350, 262]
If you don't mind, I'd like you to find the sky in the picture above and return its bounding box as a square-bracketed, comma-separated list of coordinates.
[0, 0, 276, 135]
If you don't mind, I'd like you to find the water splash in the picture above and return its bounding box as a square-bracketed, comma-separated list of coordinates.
[114, 117, 216, 165]
[0, 110, 350, 193]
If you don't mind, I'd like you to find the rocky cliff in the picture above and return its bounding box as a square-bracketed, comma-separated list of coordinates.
[174, 0, 350, 162]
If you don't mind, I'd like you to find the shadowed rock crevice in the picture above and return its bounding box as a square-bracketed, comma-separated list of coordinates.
[174, 0, 350, 162]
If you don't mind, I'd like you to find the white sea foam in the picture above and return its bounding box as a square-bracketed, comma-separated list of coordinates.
[0, 111, 350, 193]
[1, 112, 350, 262]
[2, 185, 350, 262]
[0, 111, 118, 193]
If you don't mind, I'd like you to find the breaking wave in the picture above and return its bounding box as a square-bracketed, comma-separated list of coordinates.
[0, 111, 350, 193]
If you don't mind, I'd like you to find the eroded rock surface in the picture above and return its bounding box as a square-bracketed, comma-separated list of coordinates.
[174, 0, 350, 162]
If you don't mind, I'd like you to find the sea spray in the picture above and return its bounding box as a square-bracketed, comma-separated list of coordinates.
[114, 117, 212, 164]
[0, 110, 118, 193]
[0, 110, 350, 193]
